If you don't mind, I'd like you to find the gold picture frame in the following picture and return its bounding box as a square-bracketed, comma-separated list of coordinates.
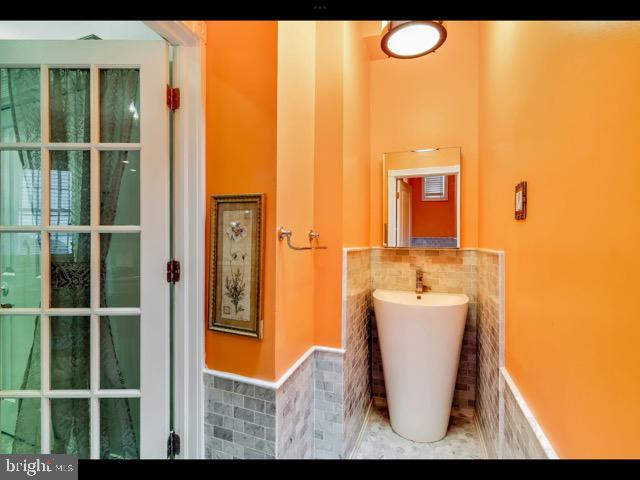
[208, 194, 264, 338]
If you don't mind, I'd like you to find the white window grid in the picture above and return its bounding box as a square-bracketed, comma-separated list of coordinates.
[422, 175, 448, 201]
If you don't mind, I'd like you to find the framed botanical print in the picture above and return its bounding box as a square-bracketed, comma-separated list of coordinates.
[209, 194, 264, 338]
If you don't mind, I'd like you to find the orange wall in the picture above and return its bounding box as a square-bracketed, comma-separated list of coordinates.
[478, 21, 640, 458]
[408, 175, 456, 237]
[204, 21, 371, 380]
[203, 20, 640, 457]
[342, 22, 371, 247]
[370, 21, 479, 247]
[204, 21, 278, 380]
[275, 21, 372, 373]
[313, 21, 344, 348]
[274, 21, 317, 378]
[313, 21, 372, 348]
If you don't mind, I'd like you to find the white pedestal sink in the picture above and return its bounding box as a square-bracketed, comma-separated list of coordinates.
[373, 289, 469, 442]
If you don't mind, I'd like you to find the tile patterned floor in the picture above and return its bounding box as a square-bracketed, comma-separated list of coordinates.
[352, 404, 487, 459]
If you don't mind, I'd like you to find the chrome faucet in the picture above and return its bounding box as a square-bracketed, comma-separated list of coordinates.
[415, 268, 431, 295]
[416, 269, 424, 294]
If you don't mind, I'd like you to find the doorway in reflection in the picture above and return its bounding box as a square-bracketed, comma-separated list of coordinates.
[397, 174, 457, 248]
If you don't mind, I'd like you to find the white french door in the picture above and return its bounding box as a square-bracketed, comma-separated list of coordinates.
[0, 40, 170, 458]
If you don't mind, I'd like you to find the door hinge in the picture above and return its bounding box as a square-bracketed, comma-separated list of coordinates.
[167, 260, 181, 283]
[167, 430, 181, 458]
[166, 85, 180, 110]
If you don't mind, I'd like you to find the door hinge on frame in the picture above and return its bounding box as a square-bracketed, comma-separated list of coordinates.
[167, 260, 181, 283]
[167, 430, 181, 458]
[166, 85, 180, 110]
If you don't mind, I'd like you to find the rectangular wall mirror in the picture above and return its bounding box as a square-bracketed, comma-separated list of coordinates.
[382, 147, 461, 248]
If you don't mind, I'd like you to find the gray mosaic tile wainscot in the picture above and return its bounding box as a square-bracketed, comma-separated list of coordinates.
[204, 345, 370, 459]
[204, 375, 276, 459]
[475, 250, 553, 459]
[343, 248, 372, 458]
[501, 375, 548, 459]
[277, 352, 314, 459]
[314, 351, 346, 458]
[476, 250, 501, 458]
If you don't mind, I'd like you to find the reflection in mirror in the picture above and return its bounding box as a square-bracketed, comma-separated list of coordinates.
[382, 147, 460, 248]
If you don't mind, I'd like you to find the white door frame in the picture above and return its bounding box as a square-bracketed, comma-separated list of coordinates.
[387, 165, 461, 248]
[396, 179, 412, 247]
[143, 21, 206, 459]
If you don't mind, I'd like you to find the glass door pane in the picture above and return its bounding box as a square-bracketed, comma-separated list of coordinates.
[50, 398, 89, 457]
[0, 397, 40, 453]
[100, 316, 140, 390]
[100, 151, 140, 225]
[0, 68, 41, 143]
[99, 69, 140, 143]
[0, 150, 42, 226]
[0, 232, 41, 308]
[50, 316, 90, 390]
[100, 233, 140, 308]
[49, 151, 90, 226]
[0, 316, 40, 390]
[49, 69, 90, 143]
[100, 398, 140, 459]
[50, 233, 90, 308]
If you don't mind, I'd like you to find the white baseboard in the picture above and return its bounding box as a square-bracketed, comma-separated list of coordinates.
[203, 344, 346, 390]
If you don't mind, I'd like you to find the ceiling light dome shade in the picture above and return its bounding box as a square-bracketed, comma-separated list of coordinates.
[381, 21, 447, 59]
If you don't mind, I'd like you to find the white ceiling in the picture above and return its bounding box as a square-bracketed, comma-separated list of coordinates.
[0, 21, 162, 40]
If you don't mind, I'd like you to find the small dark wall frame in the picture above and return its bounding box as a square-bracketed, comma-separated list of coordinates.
[515, 181, 527, 220]
[209, 194, 264, 338]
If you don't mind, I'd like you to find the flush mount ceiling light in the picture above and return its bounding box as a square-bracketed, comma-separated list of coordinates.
[381, 21, 447, 59]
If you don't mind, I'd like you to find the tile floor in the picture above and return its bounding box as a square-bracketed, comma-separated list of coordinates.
[352, 404, 487, 459]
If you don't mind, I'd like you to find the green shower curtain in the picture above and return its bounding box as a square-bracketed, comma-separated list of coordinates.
[6, 67, 141, 458]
